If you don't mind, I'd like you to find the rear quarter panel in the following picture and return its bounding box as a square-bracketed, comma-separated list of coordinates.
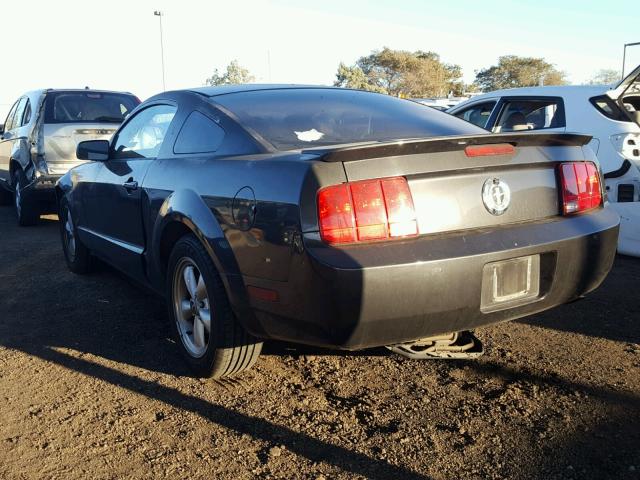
[142, 153, 345, 288]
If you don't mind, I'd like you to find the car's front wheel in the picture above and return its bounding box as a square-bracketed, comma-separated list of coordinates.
[13, 169, 39, 226]
[58, 198, 92, 274]
[0, 187, 12, 205]
[167, 234, 263, 379]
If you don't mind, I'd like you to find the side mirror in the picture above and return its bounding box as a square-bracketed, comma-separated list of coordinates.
[0, 124, 4, 136]
[77, 140, 110, 161]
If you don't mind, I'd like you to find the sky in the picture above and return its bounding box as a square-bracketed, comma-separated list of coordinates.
[1, 0, 639, 119]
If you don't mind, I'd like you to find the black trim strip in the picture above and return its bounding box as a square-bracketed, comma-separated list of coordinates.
[604, 159, 633, 179]
[303, 133, 592, 163]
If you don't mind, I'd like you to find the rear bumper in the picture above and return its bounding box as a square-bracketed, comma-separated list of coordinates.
[242, 207, 620, 350]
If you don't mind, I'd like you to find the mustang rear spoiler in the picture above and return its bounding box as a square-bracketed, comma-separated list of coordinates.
[303, 133, 592, 163]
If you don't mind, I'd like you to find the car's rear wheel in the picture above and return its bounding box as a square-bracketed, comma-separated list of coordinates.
[58, 199, 92, 274]
[0, 187, 12, 205]
[13, 169, 39, 226]
[167, 234, 262, 379]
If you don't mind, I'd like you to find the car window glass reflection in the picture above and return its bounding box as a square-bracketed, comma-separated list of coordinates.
[453, 101, 496, 128]
[112, 105, 177, 159]
[494, 99, 564, 132]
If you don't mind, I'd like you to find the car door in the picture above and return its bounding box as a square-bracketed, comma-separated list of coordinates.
[80, 102, 178, 282]
[489, 96, 566, 133]
[0, 99, 22, 186]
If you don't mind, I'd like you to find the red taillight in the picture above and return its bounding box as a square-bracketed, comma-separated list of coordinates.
[317, 183, 356, 244]
[464, 143, 515, 157]
[318, 177, 417, 245]
[558, 161, 602, 215]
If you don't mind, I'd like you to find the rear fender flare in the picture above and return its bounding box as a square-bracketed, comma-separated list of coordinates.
[150, 189, 250, 318]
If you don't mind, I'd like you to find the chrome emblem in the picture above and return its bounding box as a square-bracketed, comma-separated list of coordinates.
[482, 178, 511, 216]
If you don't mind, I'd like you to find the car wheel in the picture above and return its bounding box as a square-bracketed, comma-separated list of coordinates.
[0, 187, 12, 205]
[58, 198, 92, 274]
[167, 234, 263, 379]
[13, 169, 39, 226]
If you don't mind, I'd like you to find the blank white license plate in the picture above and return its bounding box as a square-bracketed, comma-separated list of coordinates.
[480, 255, 540, 312]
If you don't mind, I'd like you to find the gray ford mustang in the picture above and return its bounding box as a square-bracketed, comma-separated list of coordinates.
[56, 85, 619, 379]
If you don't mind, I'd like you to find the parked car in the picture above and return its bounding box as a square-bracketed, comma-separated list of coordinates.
[0, 89, 140, 225]
[57, 85, 619, 379]
[448, 65, 640, 256]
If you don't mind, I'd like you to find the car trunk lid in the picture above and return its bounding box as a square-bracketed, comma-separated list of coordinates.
[607, 63, 640, 127]
[41, 123, 117, 175]
[305, 133, 592, 236]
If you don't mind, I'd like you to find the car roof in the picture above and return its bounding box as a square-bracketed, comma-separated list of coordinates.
[188, 84, 336, 97]
[23, 88, 136, 97]
[463, 85, 611, 101]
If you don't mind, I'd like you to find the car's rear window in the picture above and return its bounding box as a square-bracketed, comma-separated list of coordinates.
[213, 88, 483, 150]
[44, 91, 140, 124]
[590, 95, 630, 122]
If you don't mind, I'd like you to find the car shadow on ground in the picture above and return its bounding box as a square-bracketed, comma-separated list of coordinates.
[1, 207, 639, 478]
[517, 255, 640, 345]
[467, 360, 640, 478]
[2, 342, 432, 480]
[4, 339, 638, 479]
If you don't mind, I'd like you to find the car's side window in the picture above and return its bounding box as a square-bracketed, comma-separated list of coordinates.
[21, 99, 32, 126]
[3, 100, 20, 132]
[112, 104, 177, 160]
[494, 98, 565, 132]
[453, 101, 497, 129]
[173, 110, 226, 154]
[12, 98, 28, 130]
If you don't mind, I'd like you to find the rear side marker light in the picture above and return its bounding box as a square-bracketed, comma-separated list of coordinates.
[558, 161, 602, 215]
[318, 177, 417, 245]
[247, 286, 279, 302]
[464, 144, 515, 157]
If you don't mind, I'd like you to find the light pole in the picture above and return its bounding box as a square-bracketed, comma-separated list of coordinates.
[622, 41, 640, 80]
[154, 10, 166, 91]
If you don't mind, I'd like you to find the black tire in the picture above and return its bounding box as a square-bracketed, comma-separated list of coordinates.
[167, 234, 262, 379]
[0, 187, 12, 206]
[13, 169, 39, 226]
[58, 198, 92, 274]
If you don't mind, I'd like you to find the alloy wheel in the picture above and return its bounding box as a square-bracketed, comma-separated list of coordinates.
[172, 258, 212, 358]
[63, 207, 77, 261]
[14, 178, 21, 218]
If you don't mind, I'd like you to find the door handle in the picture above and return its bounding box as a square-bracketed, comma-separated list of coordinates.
[123, 180, 138, 191]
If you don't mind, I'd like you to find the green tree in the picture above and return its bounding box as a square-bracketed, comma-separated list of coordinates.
[205, 60, 255, 86]
[334, 47, 464, 97]
[587, 69, 620, 85]
[474, 55, 566, 92]
[334, 63, 386, 93]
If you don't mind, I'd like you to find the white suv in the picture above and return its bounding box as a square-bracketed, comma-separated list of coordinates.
[449, 66, 640, 256]
[0, 89, 140, 225]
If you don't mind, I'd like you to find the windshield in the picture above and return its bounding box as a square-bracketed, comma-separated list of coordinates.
[44, 91, 140, 124]
[213, 88, 483, 150]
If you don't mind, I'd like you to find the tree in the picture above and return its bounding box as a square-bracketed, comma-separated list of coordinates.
[334, 63, 386, 93]
[205, 60, 255, 86]
[474, 55, 566, 92]
[587, 69, 620, 85]
[334, 47, 464, 97]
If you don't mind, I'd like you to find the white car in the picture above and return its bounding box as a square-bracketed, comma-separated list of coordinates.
[448, 66, 640, 256]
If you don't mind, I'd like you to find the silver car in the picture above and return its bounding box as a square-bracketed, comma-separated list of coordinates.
[0, 89, 140, 225]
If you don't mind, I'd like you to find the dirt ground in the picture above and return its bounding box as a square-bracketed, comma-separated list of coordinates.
[0, 205, 639, 480]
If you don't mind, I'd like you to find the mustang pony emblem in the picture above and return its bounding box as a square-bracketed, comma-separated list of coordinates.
[482, 178, 511, 215]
